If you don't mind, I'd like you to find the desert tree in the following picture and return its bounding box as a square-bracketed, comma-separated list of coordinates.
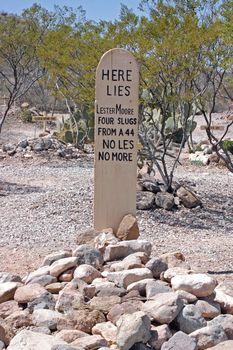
[192, 0, 233, 171]
[0, 13, 45, 135]
[38, 13, 115, 146]
[109, 2, 205, 191]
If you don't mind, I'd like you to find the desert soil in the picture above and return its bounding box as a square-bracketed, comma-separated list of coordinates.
[0, 115, 233, 282]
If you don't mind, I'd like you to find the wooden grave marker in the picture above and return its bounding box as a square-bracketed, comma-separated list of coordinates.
[94, 48, 139, 232]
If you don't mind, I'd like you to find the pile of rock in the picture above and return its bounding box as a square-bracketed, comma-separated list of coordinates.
[0, 218, 233, 349]
[1, 136, 87, 160]
[137, 176, 201, 211]
[189, 142, 232, 166]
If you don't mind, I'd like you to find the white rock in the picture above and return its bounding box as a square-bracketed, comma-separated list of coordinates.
[71, 334, 108, 349]
[92, 321, 117, 345]
[7, 330, 66, 350]
[24, 266, 51, 284]
[163, 267, 193, 282]
[106, 268, 153, 288]
[32, 309, 68, 331]
[214, 282, 233, 313]
[116, 311, 151, 350]
[0, 282, 18, 303]
[74, 265, 101, 284]
[42, 251, 72, 266]
[127, 279, 154, 294]
[143, 292, 184, 324]
[50, 257, 78, 277]
[171, 274, 217, 297]
[104, 240, 152, 262]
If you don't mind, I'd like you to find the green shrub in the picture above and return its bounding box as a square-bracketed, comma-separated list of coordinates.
[222, 140, 233, 154]
[21, 109, 32, 123]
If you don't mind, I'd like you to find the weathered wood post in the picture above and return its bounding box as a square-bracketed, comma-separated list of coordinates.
[94, 48, 139, 232]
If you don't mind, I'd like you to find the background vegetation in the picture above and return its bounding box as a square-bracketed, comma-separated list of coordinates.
[0, 0, 232, 186]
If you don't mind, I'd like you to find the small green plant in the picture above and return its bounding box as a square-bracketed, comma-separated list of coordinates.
[222, 140, 233, 154]
[21, 109, 32, 123]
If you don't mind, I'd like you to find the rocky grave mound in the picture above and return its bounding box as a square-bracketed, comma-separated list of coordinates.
[0, 136, 90, 160]
[0, 215, 232, 350]
[137, 166, 202, 211]
[189, 140, 233, 167]
[1, 136, 201, 212]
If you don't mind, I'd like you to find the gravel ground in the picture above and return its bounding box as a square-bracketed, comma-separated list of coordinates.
[0, 153, 233, 281]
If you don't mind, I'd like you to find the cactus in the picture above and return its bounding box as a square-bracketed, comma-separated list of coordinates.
[54, 106, 94, 147]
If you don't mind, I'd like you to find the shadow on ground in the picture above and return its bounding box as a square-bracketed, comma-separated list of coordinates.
[143, 192, 233, 232]
[0, 181, 44, 196]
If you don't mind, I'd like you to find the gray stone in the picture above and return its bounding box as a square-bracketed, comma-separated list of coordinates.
[0, 272, 21, 283]
[110, 254, 143, 272]
[127, 279, 154, 297]
[18, 139, 28, 148]
[32, 309, 68, 331]
[116, 311, 151, 350]
[175, 290, 198, 304]
[146, 257, 168, 278]
[176, 186, 201, 208]
[33, 140, 45, 151]
[106, 268, 153, 288]
[146, 280, 171, 299]
[42, 251, 72, 266]
[88, 296, 121, 314]
[161, 331, 197, 350]
[55, 290, 84, 313]
[104, 240, 152, 262]
[24, 266, 51, 284]
[107, 301, 144, 325]
[72, 245, 104, 268]
[96, 286, 126, 298]
[190, 325, 228, 350]
[137, 192, 155, 210]
[29, 326, 51, 335]
[143, 292, 184, 324]
[208, 314, 233, 339]
[176, 304, 207, 334]
[214, 282, 233, 313]
[149, 324, 172, 350]
[28, 275, 57, 287]
[131, 343, 151, 350]
[142, 179, 161, 193]
[155, 192, 174, 210]
[94, 231, 119, 254]
[27, 292, 56, 312]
